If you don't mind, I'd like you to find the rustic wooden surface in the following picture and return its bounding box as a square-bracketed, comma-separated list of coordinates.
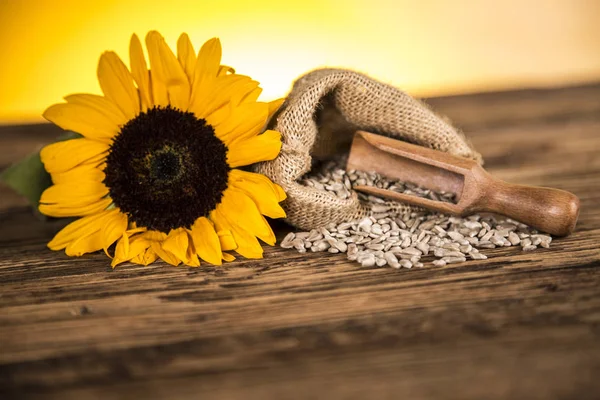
[1, 84, 599, 399]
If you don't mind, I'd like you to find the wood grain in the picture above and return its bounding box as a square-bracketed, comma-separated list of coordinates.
[1, 83, 600, 400]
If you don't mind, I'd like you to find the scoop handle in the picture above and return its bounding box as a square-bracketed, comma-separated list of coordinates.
[479, 179, 580, 236]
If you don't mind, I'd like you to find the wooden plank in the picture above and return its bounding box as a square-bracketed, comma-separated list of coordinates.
[1, 83, 599, 399]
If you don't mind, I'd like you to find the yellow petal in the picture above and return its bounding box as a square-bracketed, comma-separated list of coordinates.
[64, 94, 127, 126]
[112, 233, 151, 267]
[126, 226, 147, 235]
[130, 246, 158, 266]
[151, 241, 181, 266]
[268, 98, 285, 118]
[129, 34, 152, 110]
[240, 86, 262, 104]
[183, 239, 201, 267]
[215, 102, 268, 145]
[39, 198, 111, 218]
[113, 232, 129, 264]
[177, 33, 196, 84]
[48, 210, 112, 250]
[97, 51, 140, 119]
[65, 229, 104, 257]
[190, 217, 222, 265]
[101, 210, 128, 257]
[189, 74, 251, 118]
[145, 230, 167, 242]
[40, 181, 108, 207]
[221, 188, 276, 245]
[51, 163, 105, 185]
[189, 38, 221, 111]
[204, 104, 231, 127]
[148, 72, 169, 106]
[229, 169, 286, 219]
[216, 229, 237, 251]
[43, 103, 120, 142]
[161, 228, 190, 264]
[202, 75, 253, 117]
[217, 65, 235, 76]
[229, 80, 260, 106]
[145, 31, 190, 110]
[226, 130, 282, 168]
[143, 32, 170, 107]
[212, 208, 263, 259]
[218, 187, 276, 245]
[40, 138, 108, 174]
[222, 252, 235, 262]
[258, 215, 277, 246]
[274, 183, 286, 202]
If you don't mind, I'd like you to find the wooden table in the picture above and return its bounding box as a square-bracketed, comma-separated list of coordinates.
[1, 84, 599, 399]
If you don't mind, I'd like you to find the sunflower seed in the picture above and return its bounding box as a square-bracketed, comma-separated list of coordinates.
[375, 257, 387, 267]
[459, 244, 472, 253]
[347, 244, 359, 260]
[418, 220, 435, 231]
[469, 251, 487, 260]
[398, 247, 420, 256]
[360, 254, 376, 267]
[508, 231, 521, 245]
[415, 242, 430, 255]
[384, 252, 400, 268]
[491, 235, 505, 246]
[481, 230, 495, 242]
[532, 234, 552, 244]
[465, 236, 479, 245]
[371, 225, 383, 235]
[280, 232, 295, 248]
[333, 241, 348, 252]
[292, 238, 306, 253]
[442, 250, 464, 258]
[371, 204, 390, 213]
[463, 221, 482, 230]
[319, 227, 331, 236]
[442, 256, 467, 264]
[442, 243, 461, 251]
[433, 226, 447, 237]
[284, 158, 552, 269]
[447, 231, 464, 241]
[358, 217, 373, 232]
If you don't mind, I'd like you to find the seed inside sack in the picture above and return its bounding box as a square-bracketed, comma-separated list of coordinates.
[281, 160, 552, 269]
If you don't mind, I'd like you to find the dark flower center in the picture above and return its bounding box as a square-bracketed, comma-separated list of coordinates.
[104, 106, 230, 232]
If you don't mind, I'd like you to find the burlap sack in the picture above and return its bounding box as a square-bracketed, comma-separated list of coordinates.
[255, 69, 482, 230]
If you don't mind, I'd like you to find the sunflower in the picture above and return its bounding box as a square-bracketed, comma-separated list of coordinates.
[39, 31, 286, 267]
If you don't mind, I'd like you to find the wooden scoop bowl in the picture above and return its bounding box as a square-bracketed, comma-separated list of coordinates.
[347, 131, 580, 236]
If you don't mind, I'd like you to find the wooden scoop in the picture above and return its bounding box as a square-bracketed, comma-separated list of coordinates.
[347, 131, 580, 236]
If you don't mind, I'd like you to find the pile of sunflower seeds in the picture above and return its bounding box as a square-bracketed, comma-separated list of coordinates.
[280, 160, 552, 269]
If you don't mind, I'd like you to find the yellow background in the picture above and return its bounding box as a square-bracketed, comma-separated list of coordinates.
[1, 0, 599, 124]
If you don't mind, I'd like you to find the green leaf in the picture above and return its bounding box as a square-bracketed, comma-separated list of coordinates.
[1, 151, 52, 208]
[0, 131, 83, 208]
